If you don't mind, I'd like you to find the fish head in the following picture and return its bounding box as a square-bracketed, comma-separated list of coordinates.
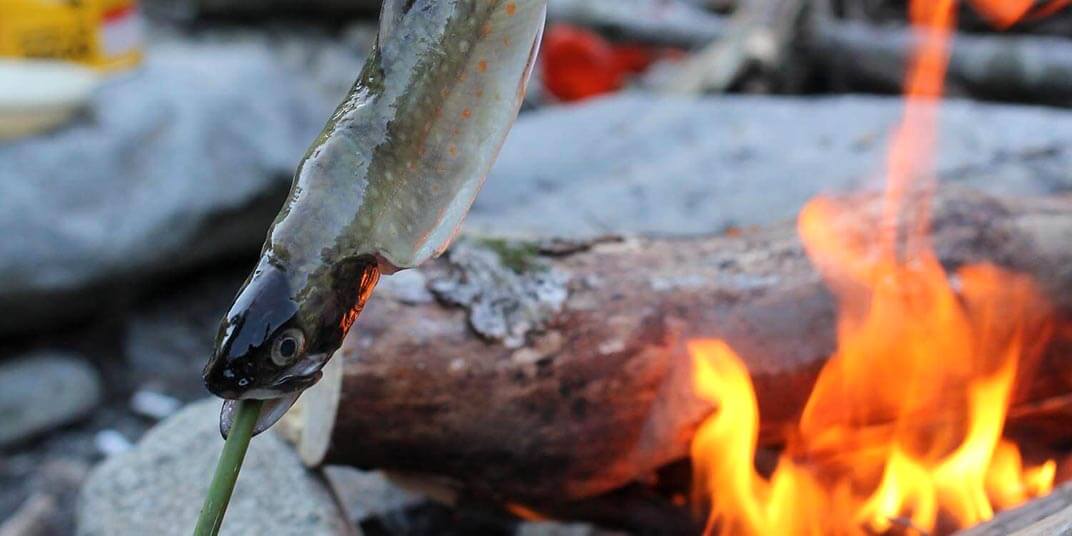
[203, 256, 379, 437]
[203, 258, 324, 437]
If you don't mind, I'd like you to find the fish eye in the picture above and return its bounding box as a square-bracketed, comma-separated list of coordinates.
[271, 328, 305, 367]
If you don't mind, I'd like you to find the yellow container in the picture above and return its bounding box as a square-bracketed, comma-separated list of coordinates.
[0, 0, 143, 71]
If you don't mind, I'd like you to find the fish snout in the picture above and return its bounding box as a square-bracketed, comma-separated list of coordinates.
[202, 362, 244, 400]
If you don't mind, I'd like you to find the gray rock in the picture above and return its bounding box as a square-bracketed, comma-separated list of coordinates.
[548, 0, 727, 48]
[322, 467, 423, 526]
[471, 94, 1072, 237]
[77, 399, 352, 536]
[517, 520, 628, 536]
[0, 39, 329, 335]
[145, 0, 380, 19]
[0, 494, 59, 536]
[0, 352, 102, 448]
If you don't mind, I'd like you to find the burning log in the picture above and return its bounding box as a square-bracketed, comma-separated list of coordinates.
[291, 189, 1072, 512]
[954, 482, 1072, 536]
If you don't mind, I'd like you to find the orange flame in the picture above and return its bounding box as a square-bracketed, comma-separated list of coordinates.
[688, 1, 1061, 534]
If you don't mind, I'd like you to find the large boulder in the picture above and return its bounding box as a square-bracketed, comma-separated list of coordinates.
[77, 399, 351, 536]
[6, 63, 1072, 335]
[469, 94, 1072, 237]
[0, 40, 329, 335]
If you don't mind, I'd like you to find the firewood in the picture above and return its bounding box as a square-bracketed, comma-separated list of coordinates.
[954, 483, 1072, 536]
[547, 0, 728, 48]
[810, 20, 1072, 104]
[292, 189, 1072, 510]
[658, 0, 809, 93]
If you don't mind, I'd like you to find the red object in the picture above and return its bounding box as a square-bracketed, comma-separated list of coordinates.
[541, 25, 674, 102]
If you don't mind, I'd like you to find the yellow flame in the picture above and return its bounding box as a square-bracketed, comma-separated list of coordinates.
[687, 1, 1060, 534]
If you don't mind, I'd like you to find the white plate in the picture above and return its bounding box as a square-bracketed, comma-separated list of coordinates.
[0, 59, 101, 140]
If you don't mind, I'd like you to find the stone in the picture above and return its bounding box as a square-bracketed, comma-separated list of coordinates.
[517, 520, 628, 536]
[321, 467, 423, 526]
[0, 494, 59, 536]
[129, 390, 183, 421]
[0, 39, 328, 335]
[0, 352, 102, 448]
[77, 399, 351, 536]
[144, 0, 380, 19]
[470, 94, 1072, 238]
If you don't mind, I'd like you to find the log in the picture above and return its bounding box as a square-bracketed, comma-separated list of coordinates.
[809, 20, 1072, 104]
[292, 189, 1072, 511]
[955, 483, 1072, 536]
[616, 6, 1072, 104]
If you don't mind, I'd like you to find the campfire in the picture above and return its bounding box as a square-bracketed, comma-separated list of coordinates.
[688, 0, 1065, 534]
[280, 2, 1072, 535]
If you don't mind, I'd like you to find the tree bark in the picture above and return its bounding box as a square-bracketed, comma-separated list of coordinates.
[292, 189, 1072, 510]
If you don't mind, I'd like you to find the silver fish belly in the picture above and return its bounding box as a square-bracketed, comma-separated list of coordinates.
[205, 0, 547, 435]
[273, 0, 546, 276]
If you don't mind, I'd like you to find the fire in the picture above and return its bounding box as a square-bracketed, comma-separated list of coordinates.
[688, 1, 1062, 534]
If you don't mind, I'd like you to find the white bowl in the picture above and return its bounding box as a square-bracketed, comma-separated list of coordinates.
[0, 59, 100, 140]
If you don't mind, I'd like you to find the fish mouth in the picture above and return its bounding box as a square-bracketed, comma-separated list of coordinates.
[220, 391, 298, 439]
[217, 353, 330, 438]
[218, 374, 318, 439]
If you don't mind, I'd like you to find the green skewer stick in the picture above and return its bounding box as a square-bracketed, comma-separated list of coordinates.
[193, 399, 263, 536]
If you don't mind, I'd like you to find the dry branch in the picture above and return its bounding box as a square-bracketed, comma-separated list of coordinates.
[547, 0, 727, 47]
[292, 189, 1072, 512]
[659, 0, 808, 93]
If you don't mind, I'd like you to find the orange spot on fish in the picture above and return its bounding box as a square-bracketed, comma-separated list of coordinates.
[478, 60, 488, 72]
[449, 144, 458, 158]
[481, 22, 492, 37]
[505, 2, 517, 16]
[462, 108, 472, 119]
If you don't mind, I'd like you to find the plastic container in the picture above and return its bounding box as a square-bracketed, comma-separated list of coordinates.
[0, 0, 143, 71]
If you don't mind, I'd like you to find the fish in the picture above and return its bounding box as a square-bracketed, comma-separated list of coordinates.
[202, 0, 547, 437]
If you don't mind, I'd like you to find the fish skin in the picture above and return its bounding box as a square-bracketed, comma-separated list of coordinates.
[203, 0, 547, 425]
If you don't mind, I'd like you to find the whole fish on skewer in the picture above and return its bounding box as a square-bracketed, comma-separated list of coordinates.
[202, 0, 547, 436]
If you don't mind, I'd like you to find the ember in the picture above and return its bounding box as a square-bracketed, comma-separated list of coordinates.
[687, 1, 1065, 534]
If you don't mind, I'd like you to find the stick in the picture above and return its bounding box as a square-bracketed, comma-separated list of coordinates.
[658, 0, 808, 93]
[193, 399, 263, 536]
